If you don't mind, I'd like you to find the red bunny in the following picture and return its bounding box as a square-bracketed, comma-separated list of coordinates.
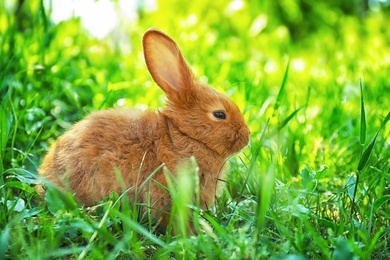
[37, 28, 250, 232]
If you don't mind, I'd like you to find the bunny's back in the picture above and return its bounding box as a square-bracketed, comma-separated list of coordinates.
[38, 109, 165, 205]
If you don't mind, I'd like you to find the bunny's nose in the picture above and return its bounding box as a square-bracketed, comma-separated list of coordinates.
[240, 125, 250, 145]
[232, 125, 250, 153]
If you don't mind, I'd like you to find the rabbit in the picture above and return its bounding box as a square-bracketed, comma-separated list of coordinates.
[37, 28, 250, 233]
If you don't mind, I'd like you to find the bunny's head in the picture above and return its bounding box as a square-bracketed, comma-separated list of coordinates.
[143, 29, 250, 158]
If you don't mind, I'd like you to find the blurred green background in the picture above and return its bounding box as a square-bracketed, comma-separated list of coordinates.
[1, 0, 390, 258]
[1, 0, 389, 173]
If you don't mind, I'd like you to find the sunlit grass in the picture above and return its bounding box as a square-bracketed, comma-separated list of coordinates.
[1, 0, 390, 259]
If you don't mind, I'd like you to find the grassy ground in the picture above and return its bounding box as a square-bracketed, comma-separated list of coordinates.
[1, 1, 390, 259]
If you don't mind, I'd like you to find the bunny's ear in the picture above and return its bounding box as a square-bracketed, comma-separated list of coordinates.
[143, 29, 193, 101]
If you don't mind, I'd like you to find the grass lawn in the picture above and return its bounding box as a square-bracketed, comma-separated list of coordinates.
[1, 1, 389, 259]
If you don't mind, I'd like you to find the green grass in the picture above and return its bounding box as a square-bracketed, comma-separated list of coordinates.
[1, 0, 390, 259]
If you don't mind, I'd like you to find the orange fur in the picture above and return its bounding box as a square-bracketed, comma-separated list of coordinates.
[37, 28, 250, 232]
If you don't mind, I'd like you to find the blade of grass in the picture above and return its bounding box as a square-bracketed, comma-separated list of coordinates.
[39, 0, 49, 65]
[372, 195, 390, 214]
[273, 60, 290, 116]
[379, 226, 390, 241]
[351, 112, 390, 221]
[78, 201, 113, 260]
[0, 104, 12, 176]
[254, 160, 275, 244]
[111, 210, 166, 248]
[268, 106, 305, 137]
[359, 79, 366, 146]
[0, 225, 9, 259]
[357, 112, 390, 172]
[0, 181, 36, 194]
[227, 117, 270, 226]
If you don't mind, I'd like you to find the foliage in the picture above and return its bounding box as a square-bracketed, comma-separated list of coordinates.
[1, 0, 389, 259]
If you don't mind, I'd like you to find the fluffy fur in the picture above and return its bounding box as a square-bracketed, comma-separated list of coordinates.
[37, 28, 250, 232]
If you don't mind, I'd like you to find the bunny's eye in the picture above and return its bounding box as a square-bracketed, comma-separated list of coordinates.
[213, 111, 227, 120]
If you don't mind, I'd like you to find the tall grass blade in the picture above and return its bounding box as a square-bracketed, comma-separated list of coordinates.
[359, 79, 366, 146]
[357, 112, 390, 172]
[112, 210, 166, 248]
[255, 162, 275, 231]
[379, 226, 390, 241]
[347, 175, 355, 200]
[43, 182, 79, 214]
[268, 106, 304, 137]
[0, 102, 13, 171]
[352, 111, 390, 220]
[0, 225, 9, 259]
[39, 0, 49, 65]
[226, 113, 270, 227]
[78, 201, 113, 260]
[333, 236, 356, 260]
[273, 60, 290, 114]
[372, 195, 390, 214]
[349, 81, 367, 220]
[1, 181, 36, 194]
